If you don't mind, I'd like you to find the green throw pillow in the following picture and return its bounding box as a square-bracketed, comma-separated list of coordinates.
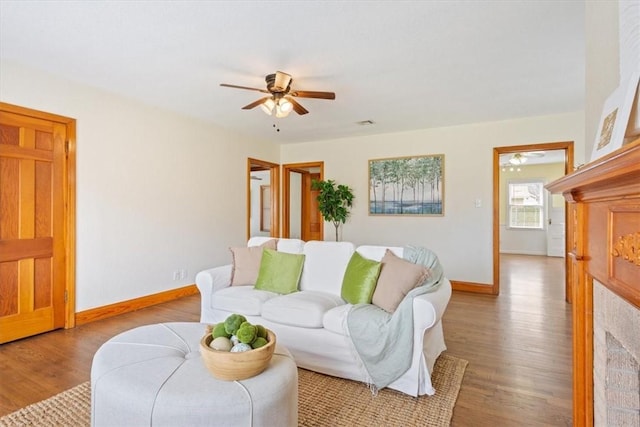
[341, 251, 382, 304]
[255, 249, 305, 294]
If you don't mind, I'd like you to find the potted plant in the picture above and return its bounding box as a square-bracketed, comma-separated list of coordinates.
[311, 179, 355, 241]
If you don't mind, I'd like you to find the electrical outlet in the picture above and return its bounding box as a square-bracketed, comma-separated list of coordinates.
[173, 270, 180, 281]
[475, 199, 482, 208]
[180, 269, 188, 280]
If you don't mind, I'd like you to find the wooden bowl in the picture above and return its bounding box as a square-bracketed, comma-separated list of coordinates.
[200, 329, 276, 381]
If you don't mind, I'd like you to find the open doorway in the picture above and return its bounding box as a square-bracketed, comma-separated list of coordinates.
[282, 162, 324, 241]
[247, 158, 280, 240]
[492, 141, 574, 301]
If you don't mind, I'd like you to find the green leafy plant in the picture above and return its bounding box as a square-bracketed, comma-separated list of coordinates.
[311, 179, 355, 241]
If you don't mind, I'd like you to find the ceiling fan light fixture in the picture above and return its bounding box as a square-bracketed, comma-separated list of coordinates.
[509, 154, 527, 165]
[278, 98, 293, 113]
[275, 107, 291, 118]
[273, 71, 292, 92]
[260, 98, 275, 115]
[221, 70, 335, 117]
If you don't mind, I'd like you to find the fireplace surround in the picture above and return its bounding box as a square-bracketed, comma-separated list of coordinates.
[593, 281, 640, 425]
[547, 137, 640, 426]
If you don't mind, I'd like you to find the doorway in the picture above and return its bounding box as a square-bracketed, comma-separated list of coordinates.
[282, 162, 324, 241]
[0, 102, 76, 343]
[247, 158, 280, 240]
[492, 141, 574, 301]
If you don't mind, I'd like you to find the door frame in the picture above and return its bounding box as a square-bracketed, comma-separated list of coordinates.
[247, 158, 280, 240]
[0, 102, 77, 329]
[492, 141, 574, 299]
[282, 161, 324, 239]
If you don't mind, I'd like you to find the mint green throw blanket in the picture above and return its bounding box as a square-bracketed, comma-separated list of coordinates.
[346, 246, 444, 392]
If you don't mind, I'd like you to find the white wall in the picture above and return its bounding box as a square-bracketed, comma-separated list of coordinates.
[281, 112, 584, 284]
[0, 61, 279, 311]
[585, 1, 619, 158]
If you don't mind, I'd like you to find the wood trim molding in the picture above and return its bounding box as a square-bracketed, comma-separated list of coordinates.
[65, 119, 77, 329]
[493, 141, 574, 299]
[451, 281, 495, 294]
[247, 158, 280, 240]
[282, 161, 324, 240]
[75, 284, 199, 325]
[546, 137, 640, 427]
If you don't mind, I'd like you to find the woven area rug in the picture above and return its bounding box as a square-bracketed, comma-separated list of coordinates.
[0, 354, 467, 427]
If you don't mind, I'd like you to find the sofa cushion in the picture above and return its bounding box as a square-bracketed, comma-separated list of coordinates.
[276, 238, 305, 254]
[262, 291, 345, 328]
[372, 249, 430, 313]
[341, 251, 381, 304]
[356, 245, 403, 262]
[255, 249, 305, 294]
[299, 241, 355, 295]
[247, 236, 278, 247]
[322, 304, 352, 336]
[230, 239, 277, 286]
[247, 237, 304, 254]
[211, 286, 278, 316]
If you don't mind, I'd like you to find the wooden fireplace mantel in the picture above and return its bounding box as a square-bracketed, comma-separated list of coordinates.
[546, 137, 640, 427]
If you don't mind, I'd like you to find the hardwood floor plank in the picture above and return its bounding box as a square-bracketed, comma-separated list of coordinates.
[0, 254, 572, 426]
[446, 254, 572, 426]
[0, 295, 200, 415]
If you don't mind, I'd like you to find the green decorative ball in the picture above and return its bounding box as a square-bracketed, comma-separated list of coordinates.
[251, 337, 268, 349]
[236, 323, 257, 344]
[212, 323, 231, 339]
[255, 324, 267, 339]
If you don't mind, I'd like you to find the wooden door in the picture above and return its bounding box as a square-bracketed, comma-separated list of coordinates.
[301, 172, 322, 241]
[282, 162, 323, 240]
[546, 193, 566, 257]
[0, 107, 69, 343]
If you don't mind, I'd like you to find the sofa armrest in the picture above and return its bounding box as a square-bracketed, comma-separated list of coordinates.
[195, 264, 232, 300]
[412, 278, 452, 330]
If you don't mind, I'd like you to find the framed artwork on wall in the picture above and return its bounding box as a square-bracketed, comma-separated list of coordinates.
[368, 154, 444, 216]
[591, 69, 640, 161]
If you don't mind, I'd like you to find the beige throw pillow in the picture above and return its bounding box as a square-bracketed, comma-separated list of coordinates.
[372, 249, 430, 314]
[230, 239, 277, 286]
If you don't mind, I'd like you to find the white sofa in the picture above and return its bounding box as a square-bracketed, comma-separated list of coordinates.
[195, 237, 452, 397]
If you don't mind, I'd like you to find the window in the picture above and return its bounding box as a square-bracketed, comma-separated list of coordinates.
[508, 181, 544, 229]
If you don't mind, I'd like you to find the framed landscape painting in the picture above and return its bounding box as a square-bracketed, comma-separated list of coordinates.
[369, 154, 444, 216]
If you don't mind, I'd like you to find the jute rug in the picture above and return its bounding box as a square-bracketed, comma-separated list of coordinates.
[0, 354, 467, 427]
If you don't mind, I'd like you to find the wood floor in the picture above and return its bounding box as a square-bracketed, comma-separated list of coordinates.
[0, 254, 572, 425]
[446, 254, 572, 426]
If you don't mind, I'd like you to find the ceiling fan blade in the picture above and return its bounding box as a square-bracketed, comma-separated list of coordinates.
[242, 97, 271, 110]
[289, 90, 336, 100]
[220, 83, 270, 94]
[287, 97, 309, 115]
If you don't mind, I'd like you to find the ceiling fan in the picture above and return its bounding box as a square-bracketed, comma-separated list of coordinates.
[220, 71, 335, 117]
[508, 151, 545, 165]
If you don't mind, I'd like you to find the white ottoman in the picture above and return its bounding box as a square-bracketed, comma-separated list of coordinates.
[91, 322, 298, 427]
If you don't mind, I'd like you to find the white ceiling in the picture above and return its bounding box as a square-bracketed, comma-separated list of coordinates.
[499, 149, 566, 166]
[0, 1, 585, 144]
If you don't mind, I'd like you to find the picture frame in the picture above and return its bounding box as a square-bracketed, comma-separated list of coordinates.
[591, 69, 640, 161]
[368, 154, 444, 216]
